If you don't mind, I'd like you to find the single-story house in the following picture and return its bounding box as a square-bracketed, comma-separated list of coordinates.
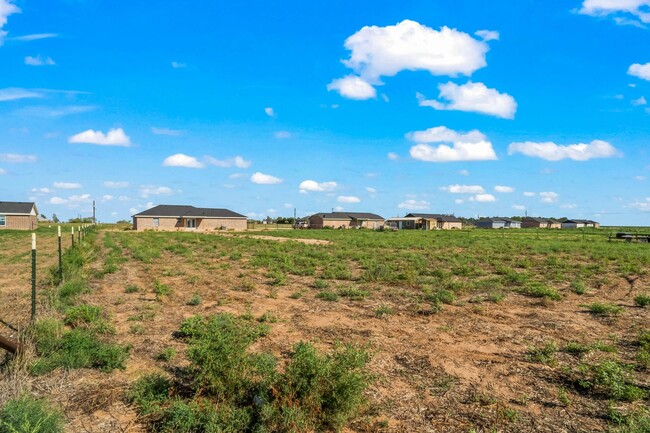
[0, 201, 38, 230]
[561, 219, 600, 229]
[522, 217, 562, 229]
[308, 212, 385, 229]
[386, 213, 463, 230]
[132, 205, 247, 231]
[476, 217, 522, 229]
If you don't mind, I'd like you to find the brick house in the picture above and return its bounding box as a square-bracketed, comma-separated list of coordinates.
[132, 205, 247, 231]
[522, 217, 562, 229]
[308, 212, 384, 229]
[0, 202, 38, 230]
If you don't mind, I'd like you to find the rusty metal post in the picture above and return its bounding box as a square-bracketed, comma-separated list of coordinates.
[0, 334, 18, 354]
[58, 225, 63, 283]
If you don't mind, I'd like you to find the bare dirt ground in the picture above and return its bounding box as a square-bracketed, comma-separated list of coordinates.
[1, 230, 649, 432]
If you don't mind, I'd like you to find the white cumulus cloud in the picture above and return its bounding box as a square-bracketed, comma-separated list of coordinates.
[205, 155, 252, 168]
[540, 191, 559, 203]
[0, 0, 20, 45]
[69, 128, 131, 147]
[265, 107, 275, 117]
[387, 152, 398, 160]
[48, 197, 67, 205]
[494, 185, 514, 193]
[299, 180, 337, 193]
[171, 61, 186, 68]
[523, 192, 536, 197]
[139, 185, 174, 198]
[251, 172, 283, 185]
[508, 140, 620, 161]
[163, 153, 205, 169]
[578, 0, 650, 25]
[341, 20, 489, 81]
[327, 75, 376, 100]
[398, 199, 429, 210]
[442, 184, 485, 194]
[469, 193, 496, 202]
[418, 81, 517, 119]
[407, 126, 497, 162]
[338, 195, 361, 203]
[629, 63, 650, 80]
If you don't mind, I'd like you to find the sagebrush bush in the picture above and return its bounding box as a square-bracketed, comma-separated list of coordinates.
[131, 313, 371, 432]
[0, 395, 64, 433]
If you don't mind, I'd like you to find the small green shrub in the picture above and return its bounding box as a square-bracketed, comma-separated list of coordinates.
[316, 291, 339, 302]
[0, 395, 64, 433]
[187, 294, 202, 306]
[563, 341, 591, 356]
[125, 284, 140, 293]
[571, 280, 587, 295]
[64, 304, 113, 334]
[58, 279, 89, 305]
[487, 291, 506, 303]
[157, 347, 177, 362]
[574, 360, 647, 401]
[337, 286, 369, 300]
[527, 341, 557, 364]
[634, 294, 650, 308]
[587, 302, 624, 317]
[374, 304, 394, 318]
[424, 288, 455, 305]
[313, 279, 329, 289]
[154, 280, 173, 298]
[127, 373, 173, 416]
[520, 283, 561, 300]
[289, 291, 303, 299]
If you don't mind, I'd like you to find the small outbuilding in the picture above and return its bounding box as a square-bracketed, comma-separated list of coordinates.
[132, 205, 247, 231]
[476, 217, 521, 229]
[308, 212, 384, 229]
[0, 201, 38, 230]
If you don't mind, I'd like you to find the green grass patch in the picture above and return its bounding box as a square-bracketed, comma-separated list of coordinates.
[587, 302, 624, 317]
[316, 291, 339, 302]
[0, 394, 64, 433]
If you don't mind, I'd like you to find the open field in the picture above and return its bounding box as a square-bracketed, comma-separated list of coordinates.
[1, 227, 649, 432]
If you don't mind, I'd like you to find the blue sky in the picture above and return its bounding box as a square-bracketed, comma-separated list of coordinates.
[0, 0, 649, 225]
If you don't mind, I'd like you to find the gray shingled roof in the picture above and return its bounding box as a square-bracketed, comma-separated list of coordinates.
[315, 212, 384, 220]
[133, 205, 246, 219]
[0, 201, 36, 214]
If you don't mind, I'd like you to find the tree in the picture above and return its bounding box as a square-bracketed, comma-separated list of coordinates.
[52, 214, 60, 223]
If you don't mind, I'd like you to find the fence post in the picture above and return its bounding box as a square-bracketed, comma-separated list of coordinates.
[31, 233, 36, 320]
[71, 226, 75, 247]
[78, 226, 81, 244]
[58, 225, 63, 283]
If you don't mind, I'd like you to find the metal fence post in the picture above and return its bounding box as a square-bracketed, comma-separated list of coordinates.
[58, 226, 63, 283]
[72, 226, 75, 247]
[31, 233, 36, 320]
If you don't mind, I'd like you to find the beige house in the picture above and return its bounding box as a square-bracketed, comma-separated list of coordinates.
[308, 212, 384, 229]
[132, 205, 247, 231]
[0, 202, 38, 230]
[386, 213, 462, 230]
[522, 217, 562, 229]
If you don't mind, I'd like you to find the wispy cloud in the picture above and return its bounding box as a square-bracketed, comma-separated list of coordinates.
[171, 61, 186, 69]
[398, 199, 429, 210]
[205, 155, 251, 168]
[9, 33, 58, 41]
[53, 182, 82, 189]
[151, 127, 183, 136]
[265, 107, 275, 117]
[0, 153, 37, 163]
[15, 105, 96, 118]
[338, 195, 360, 203]
[25, 55, 55, 66]
[441, 184, 485, 194]
[103, 181, 129, 188]
[139, 185, 174, 198]
[0, 87, 44, 101]
[508, 140, 620, 161]
[0, 0, 20, 45]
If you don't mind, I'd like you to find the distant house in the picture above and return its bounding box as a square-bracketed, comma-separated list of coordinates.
[386, 213, 462, 230]
[308, 212, 384, 229]
[0, 202, 38, 230]
[522, 217, 561, 229]
[561, 219, 600, 229]
[476, 217, 522, 229]
[132, 205, 247, 231]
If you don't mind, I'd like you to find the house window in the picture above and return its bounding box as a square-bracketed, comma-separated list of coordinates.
[0, 215, 5, 226]
[153, 218, 159, 227]
[186, 218, 196, 228]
